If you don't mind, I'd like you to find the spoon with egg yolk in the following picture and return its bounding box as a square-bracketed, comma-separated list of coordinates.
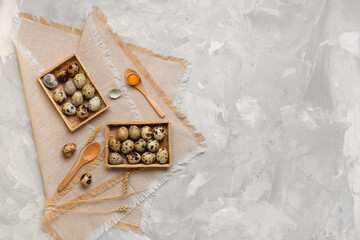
[125, 69, 165, 118]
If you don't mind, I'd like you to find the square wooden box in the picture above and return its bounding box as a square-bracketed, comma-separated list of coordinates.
[37, 53, 110, 132]
[105, 121, 172, 169]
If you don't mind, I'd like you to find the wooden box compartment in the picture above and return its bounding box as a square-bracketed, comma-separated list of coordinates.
[105, 121, 172, 169]
[37, 53, 109, 132]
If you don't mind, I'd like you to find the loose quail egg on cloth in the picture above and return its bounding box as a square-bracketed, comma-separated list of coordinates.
[62, 143, 77, 157]
[80, 173, 92, 187]
[142, 152, 156, 164]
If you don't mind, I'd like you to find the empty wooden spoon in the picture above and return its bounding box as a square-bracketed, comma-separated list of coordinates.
[57, 142, 101, 192]
[125, 69, 165, 118]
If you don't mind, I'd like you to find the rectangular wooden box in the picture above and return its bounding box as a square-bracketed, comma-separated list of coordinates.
[37, 53, 109, 132]
[105, 121, 172, 169]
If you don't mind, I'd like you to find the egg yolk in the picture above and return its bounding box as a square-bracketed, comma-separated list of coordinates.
[127, 74, 139, 85]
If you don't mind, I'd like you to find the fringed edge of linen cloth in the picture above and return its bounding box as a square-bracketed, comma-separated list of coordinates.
[18, 12, 82, 36]
[86, 14, 143, 121]
[87, 146, 205, 240]
[14, 7, 206, 240]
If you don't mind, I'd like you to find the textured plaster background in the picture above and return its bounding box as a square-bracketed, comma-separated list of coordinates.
[1, 0, 360, 239]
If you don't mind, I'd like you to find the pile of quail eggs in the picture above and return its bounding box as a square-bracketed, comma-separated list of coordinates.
[108, 125, 169, 165]
[42, 61, 101, 119]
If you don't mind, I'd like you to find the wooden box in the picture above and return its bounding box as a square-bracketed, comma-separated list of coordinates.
[105, 121, 172, 169]
[37, 53, 109, 132]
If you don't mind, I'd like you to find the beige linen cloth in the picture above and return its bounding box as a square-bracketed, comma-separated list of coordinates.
[13, 7, 205, 240]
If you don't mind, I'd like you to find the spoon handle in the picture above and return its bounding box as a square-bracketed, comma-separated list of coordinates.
[135, 83, 165, 118]
[57, 160, 85, 192]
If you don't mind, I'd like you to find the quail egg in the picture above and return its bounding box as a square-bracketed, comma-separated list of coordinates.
[54, 67, 68, 82]
[121, 139, 134, 154]
[127, 152, 141, 164]
[82, 83, 96, 100]
[53, 87, 67, 104]
[135, 139, 147, 153]
[108, 136, 121, 152]
[76, 103, 89, 119]
[141, 152, 156, 164]
[74, 73, 86, 89]
[147, 139, 159, 152]
[71, 91, 84, 107]
[117, 127, 129, 141]
[156, 147, 169, 164]
[153, 126, 166, 141]
[80, 173, 92, 187]
[43, 74, 58, 89]
[109, 152, 123, 165]
[64, 79, 76, 96]
[62, 102, 76, 115]
[62, 143, 76, 157]
[129, 125, 140, 140]
[88, 96, 101, 112]
[141, 126, 153, 141]
[68, 62, 80, 76]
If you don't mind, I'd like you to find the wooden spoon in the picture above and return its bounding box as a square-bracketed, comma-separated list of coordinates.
[125, 69, 165, 118]
[57, 142, 101, 192]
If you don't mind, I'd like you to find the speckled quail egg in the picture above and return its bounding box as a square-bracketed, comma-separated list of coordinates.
[141, 152, 156, 164]
[80, 173, 92, 187]
[147, 139, 159, 152]
[82, 83, 96, 100]
[108, 136, 121, 152]
[156, 147, 169, 164]
[127, 152, 141, 164]
[64, 79, 76, 96]
[141, 126, 153, 141]
[43, 74, 58, 89]
[68, 62, 80, 77]
[54, 67, 68, 82]
[74, 73, 86, 89]
[62, 143, 76, 157]
[117, 127, 129, 141]
[62, 102, 76, 115]
[129, 125, 140, 140]
[121, 139, 134, 154]
[76, 103, 89, 119]
[71, 91, 84, 107]
[53, 87, 67, 104]
[153, 126, 167, 141]
[135, 139, 147, 153]
[109, 152, 123, 165]
[88, 96, 101, 112]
